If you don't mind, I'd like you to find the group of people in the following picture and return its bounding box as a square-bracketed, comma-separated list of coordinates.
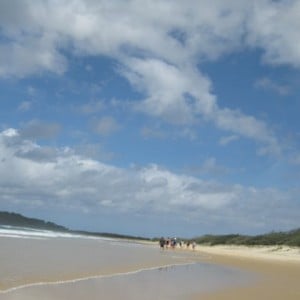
[159, 237, 196, 250]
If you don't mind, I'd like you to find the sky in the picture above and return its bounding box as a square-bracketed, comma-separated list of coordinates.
[0, 0, 300, 238]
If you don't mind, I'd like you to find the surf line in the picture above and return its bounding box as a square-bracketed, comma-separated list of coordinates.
[0, 262, 198, 294]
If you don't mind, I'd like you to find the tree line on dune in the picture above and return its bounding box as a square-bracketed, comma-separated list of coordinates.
[193, 229, 300, 247]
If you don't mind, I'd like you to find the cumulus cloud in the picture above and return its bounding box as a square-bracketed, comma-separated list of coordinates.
[246, 0, 300, 67]
[120, 58, 216, 123]
[122, 57, 281, 154]
[2, 1, 299, 71]
[0, 35, 67, 77]
[0, 0, 299, 154]
[0, 128, 299, 233]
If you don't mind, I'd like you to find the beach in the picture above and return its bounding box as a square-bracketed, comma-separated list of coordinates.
[0, 227, 299, 299]
[192, 245, 300, 299]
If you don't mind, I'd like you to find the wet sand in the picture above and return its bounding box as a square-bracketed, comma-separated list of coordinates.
[0, 263, 255, 300]
[0, 235, 256, 299]
[0, 236, 191, 291]
[1, 231, 299, 299]
[191, 245, 300, 299]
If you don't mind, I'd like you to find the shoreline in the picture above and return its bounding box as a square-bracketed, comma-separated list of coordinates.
[1, 235, 300, 299]
[0, 261, 197, 295]
[189, 244, 300, 300]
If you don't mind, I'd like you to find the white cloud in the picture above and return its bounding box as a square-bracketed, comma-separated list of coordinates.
[219, 134, 239, 146]
[254, 77, 290, 95]
[122, 57, 281, 154]
[0, 35, 67, 77]
[1, 1, 300, 69]
[0, 128, 299, 233]
[246, 0, 300, 67]
[120, 58, 201, 124]
[1, 0, 299, 154]
[213, 108, 281, 156]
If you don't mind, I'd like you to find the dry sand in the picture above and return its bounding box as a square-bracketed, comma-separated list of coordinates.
[190, 244, 300, 300]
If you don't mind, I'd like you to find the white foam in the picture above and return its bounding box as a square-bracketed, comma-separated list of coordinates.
[0, 226, 115, 241]
[0, 262, 197, 294]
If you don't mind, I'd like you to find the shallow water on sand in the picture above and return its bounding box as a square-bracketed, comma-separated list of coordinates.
[0, 263, 255, 300]
[0, 227, 256, 299]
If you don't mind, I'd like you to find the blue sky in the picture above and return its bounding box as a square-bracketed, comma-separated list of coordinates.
[0, 0, 300, 237]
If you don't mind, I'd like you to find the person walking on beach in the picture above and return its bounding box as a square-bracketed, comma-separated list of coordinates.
[159, 237, 165, 250]
[171, 237, 177, 249]
[192, 241, 196, 251]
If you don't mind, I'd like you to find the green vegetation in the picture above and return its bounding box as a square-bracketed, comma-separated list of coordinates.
[0, 211, 68, 231]
[195, 229, 300, 247]
[0, 211, 150, 241]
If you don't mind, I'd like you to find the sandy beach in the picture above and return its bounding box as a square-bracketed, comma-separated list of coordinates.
[1, 227, 299, 299]
[0, 232, 255, 300]
[191, 244, 300, 299]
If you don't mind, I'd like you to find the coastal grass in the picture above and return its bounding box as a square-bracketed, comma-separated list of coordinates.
[194, 228, 300, 247]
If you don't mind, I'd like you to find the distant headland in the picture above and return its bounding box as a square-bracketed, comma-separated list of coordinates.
[0, 211, 67, 231]
[0, 211, 149, 241]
